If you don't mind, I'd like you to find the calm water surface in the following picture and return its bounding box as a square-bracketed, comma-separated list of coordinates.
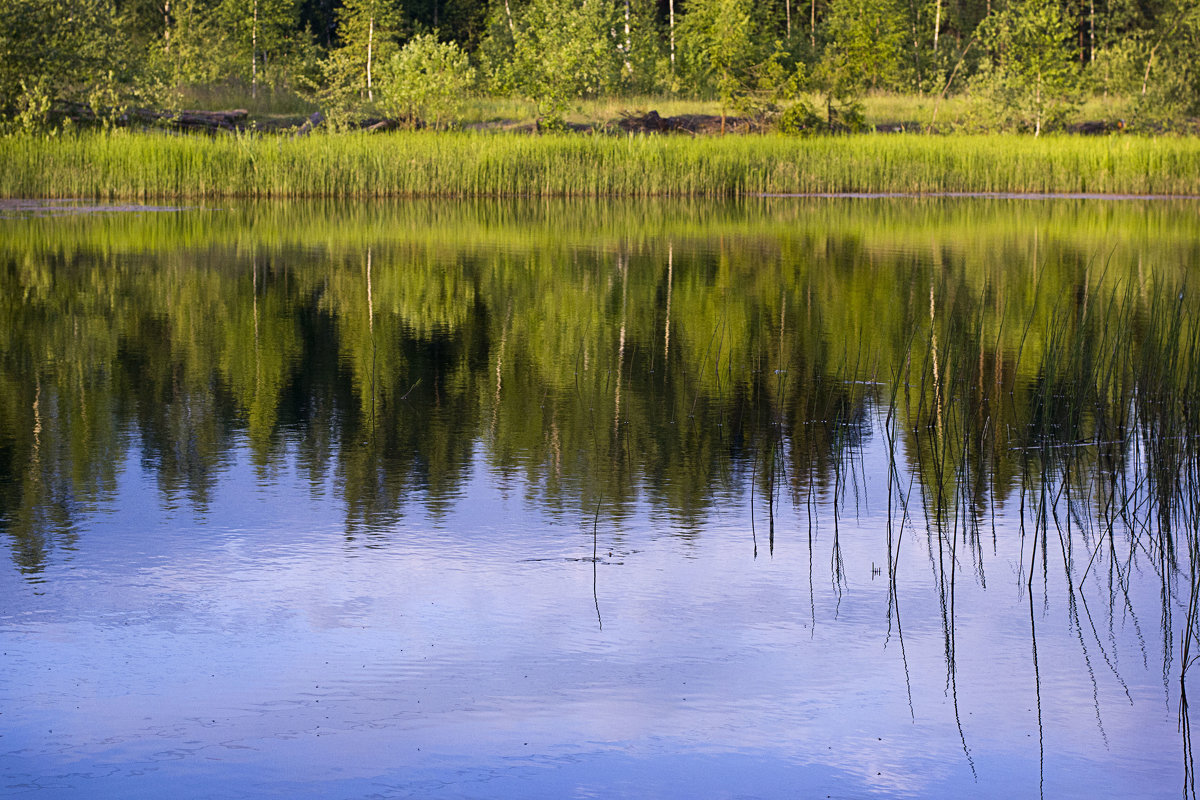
[2, 199, 1200, 798]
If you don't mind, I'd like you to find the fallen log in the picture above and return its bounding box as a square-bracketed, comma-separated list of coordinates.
[53, 103, 252, 132]
[363, 118, 400, 133]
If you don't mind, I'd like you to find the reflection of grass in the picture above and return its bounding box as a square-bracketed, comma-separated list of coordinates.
[894, 268, 1200, 571]
[885, 273, 1200, 767]
[4, 131, 1199, 199]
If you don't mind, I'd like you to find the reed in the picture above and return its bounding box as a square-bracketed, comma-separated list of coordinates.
[2, 130, 1199, 199]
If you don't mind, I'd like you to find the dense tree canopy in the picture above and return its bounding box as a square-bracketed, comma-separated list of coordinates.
[1, 0, 1197, 130]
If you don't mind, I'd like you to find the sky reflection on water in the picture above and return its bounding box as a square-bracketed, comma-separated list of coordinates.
[1, 434, 1180, 799]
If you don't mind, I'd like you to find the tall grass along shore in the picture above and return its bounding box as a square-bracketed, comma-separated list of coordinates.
[3, 130, 1199, 199]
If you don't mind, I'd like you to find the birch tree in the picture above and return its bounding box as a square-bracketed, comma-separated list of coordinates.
[329, 0, 405, 103]
[218, 0, 299, 97]
[972, 0, 1080, 134]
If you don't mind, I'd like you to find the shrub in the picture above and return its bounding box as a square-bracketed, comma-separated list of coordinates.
[377, 34, 476, 129]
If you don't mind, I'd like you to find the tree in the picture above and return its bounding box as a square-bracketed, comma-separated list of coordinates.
[1092, 0, 1200, 121]
[811, 0, 906, 127]
[677, 0, 760, 130]
[496, 0, 622, 119]
[972, 0, 1080, 135]
[376, 34, 476, 128]
[154, 0, 230, 89]
[618, 0, 669, 94]
[217, 0, 300, 97]
[0, 0, 132, 129]
[328, 0, 405, 103]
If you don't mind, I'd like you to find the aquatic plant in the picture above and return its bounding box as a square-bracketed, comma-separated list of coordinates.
[2, 130, 1199, 198]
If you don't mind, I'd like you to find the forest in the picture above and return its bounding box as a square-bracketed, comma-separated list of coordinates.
[2, 0, 1199, 135]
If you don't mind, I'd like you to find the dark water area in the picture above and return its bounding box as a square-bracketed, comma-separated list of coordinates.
[2, 198, 1200, 798]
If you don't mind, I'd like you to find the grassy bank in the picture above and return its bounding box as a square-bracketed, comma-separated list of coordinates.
[163, 89, 1138, 131]
[3, 130, 1199, 198]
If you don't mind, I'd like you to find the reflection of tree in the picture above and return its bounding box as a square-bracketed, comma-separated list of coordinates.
[2, 200, 1199, 575]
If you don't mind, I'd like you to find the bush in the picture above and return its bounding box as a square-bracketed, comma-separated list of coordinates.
[777, 101, 822, 135]
[376, 34, 476, 129]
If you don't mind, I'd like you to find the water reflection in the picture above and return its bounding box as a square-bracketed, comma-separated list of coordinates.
[2, 198, 1199, 798]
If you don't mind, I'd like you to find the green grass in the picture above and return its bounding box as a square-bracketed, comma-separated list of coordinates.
[2, 129, 1199, 199]
[856, 91, 1134, 128]
[173, 82, 319, 117]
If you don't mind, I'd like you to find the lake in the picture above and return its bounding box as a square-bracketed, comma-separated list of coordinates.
[2, 197, 1199, 799]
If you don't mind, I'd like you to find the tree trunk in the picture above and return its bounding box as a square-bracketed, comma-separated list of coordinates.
[930, 38, 974, 128]
[786, 0, 791, 38]
[163, 0, 170, 54]
[933, 0, 941, 53]
[1141, 46, 1157, 97]
[669, 0, 675, 70]
[624, 0, 631, 76]
[1034, 75, 1042, 137]
[252, 0, 258, 99]
[504, 0, 515, 34]
[1140, 17, 1181, 98]
[811, 0, 816, 48]
[1089, 0, 1095, 62]
[367, 15, 374, 101]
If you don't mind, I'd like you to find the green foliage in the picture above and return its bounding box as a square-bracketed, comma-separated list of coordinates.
[318, 0, 405, 120]
[0, 0, 1198, 133]
[618, 0, 671, 95]
[728, 40, 808, 119]
[776, 96, 863, 134]
[475, 3, 518, 94]
[776, 100, 823, 134]
[676, 0, 760, 115]
[811, 0, 905, 127]
[154, 0, 231, 88]
[13, 80, 55, 134]
[969, 0, 1081, 135]
[496, 0, 622, 116]
[376, 34, 476, 128]
[818, 0, 906, 92]
[216, 0, 301, 88]
[1, 0, 1199, 133]
[1092, 0, 1200, 124]
[0, 0, 136, 131]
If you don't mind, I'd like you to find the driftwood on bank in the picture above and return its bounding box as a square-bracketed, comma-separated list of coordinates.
[43, 102, 1161, 138]
[363, 118, 400, 133]
[150, 108, 249, 131]
[616, 110, 765, 135]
